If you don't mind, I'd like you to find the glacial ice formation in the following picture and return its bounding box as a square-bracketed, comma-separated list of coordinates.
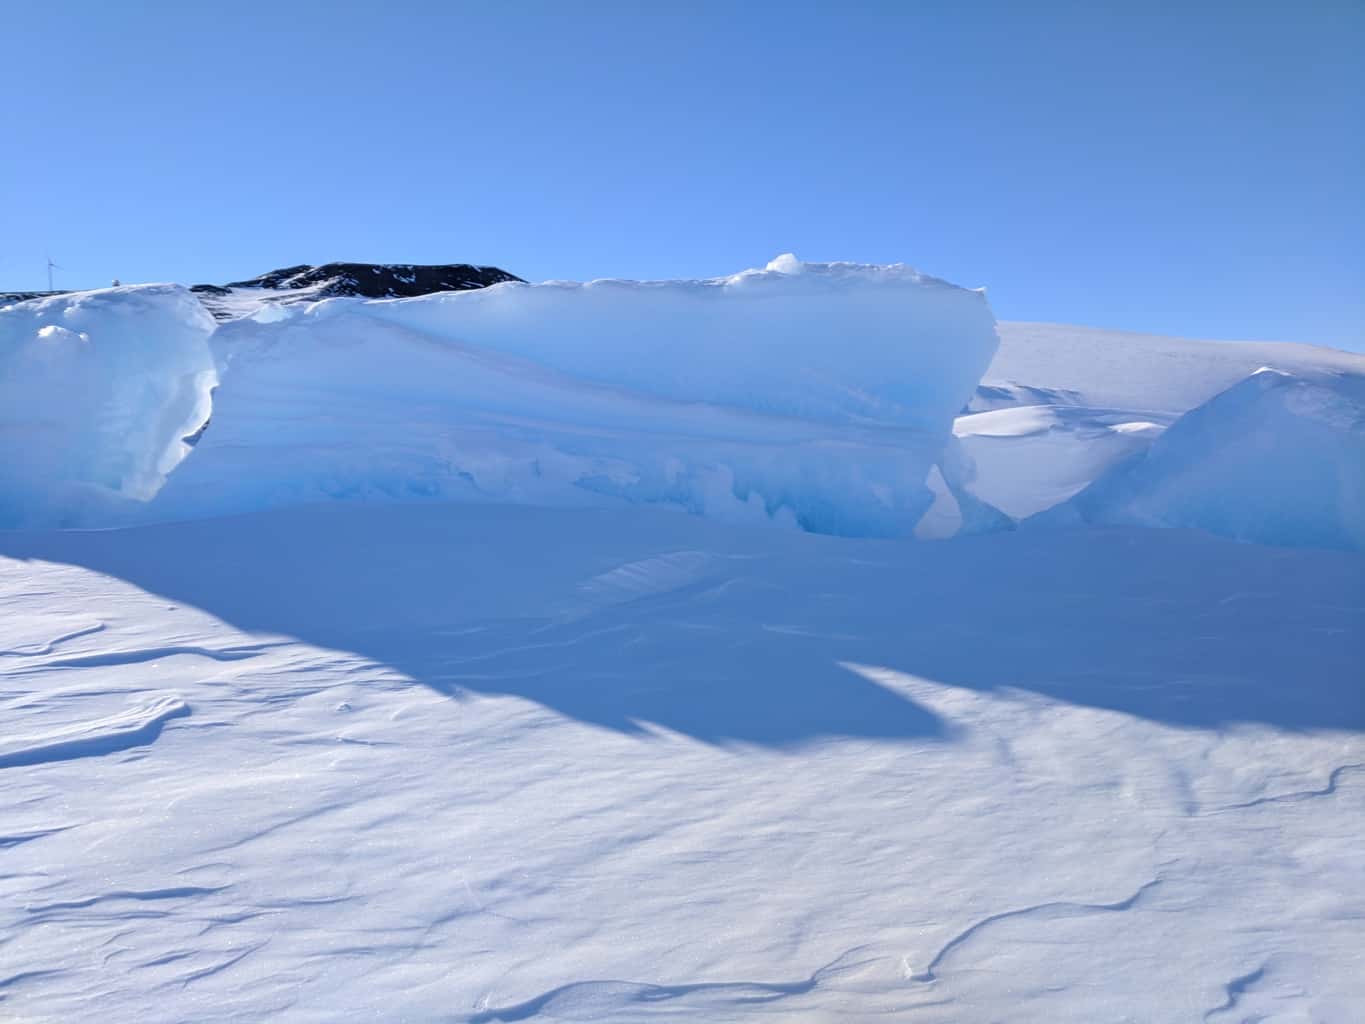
[152, 256, 999, 536]
[0, 286, 217, 527]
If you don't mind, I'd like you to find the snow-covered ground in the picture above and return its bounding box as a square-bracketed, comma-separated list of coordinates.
[2, 262, 1364, 1021]
[2, 505, 1362, 1021]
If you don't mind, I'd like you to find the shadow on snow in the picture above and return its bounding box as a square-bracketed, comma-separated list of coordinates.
[3, 501, 1361, 745]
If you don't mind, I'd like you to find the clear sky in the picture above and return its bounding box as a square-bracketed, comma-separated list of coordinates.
[3, 3, 1361, 349]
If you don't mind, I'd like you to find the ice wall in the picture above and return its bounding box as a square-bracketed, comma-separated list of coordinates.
[155, 257, 999, 536]
[0, 286, 217, 527]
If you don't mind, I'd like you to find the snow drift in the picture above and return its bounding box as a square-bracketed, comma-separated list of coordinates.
[985, 321, 1365, 415]
[1042, 368, 1365, 550]
[153, 256, 998, 536]
[0, 286, 217, 527]
[946, 322, 1365, 526]
[952, 405, 1168, 520]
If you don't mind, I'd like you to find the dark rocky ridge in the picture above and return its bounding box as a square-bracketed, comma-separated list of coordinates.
[0, 290, 67, 305]
[5, 263, 524, 321]
[219, 261, 521, 298]
[193, 262, 523, 320]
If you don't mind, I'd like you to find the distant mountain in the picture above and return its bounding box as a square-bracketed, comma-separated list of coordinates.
[0, 290, 66, 305]
[192, 262, 524, 320]
[3, 263, 524, 321]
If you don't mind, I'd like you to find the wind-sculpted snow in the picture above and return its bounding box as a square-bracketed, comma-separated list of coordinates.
[0, 695, 189, 769]
[153, 256, 998, 536]
[944, 322, 1365, 531]
[1044, 368, 1365, 550]
[0, 286, 217, 527]
[1, 504, 1362, 1019]
[952, 404, 1168, 519]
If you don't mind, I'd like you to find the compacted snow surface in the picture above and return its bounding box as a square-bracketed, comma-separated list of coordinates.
[2, 261, 1364, 1021]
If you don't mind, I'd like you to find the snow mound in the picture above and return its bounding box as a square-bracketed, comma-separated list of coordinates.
[950, 322, 1365, 524]
[156, 257, 998, 536]
[0, 286, 217, 527]
[1042, 368, 1365, 550]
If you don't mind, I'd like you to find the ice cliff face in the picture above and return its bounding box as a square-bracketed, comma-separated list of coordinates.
[0, 285, 217, 527]
[5, 262, 1362, 549]
[3, 257, 999, 537]
[158, 256, 999, 536]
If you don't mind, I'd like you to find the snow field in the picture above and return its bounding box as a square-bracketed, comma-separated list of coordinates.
[5, 260, 1364, 1023]
[1, 503, 1362, 1020]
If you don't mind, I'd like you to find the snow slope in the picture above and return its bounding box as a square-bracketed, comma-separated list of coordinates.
[986, 321, 1364, 414]
[952, 405, 1166, 520]
[1045, 367, 1365, 550]
[948, 322, 1365, 523]
[0, 286, 217, 527]
[154, 256, 997, 536]
[1, 503, 1362, 1021]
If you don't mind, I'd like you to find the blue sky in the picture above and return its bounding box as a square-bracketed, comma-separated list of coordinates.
[3, 3, 1361, 348]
